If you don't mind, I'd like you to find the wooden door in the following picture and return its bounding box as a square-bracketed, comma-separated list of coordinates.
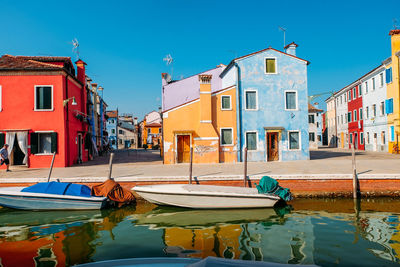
[177, 135, 191, 163]
[267, 132, 279, 161]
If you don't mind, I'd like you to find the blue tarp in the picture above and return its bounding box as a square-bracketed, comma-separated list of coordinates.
[21, 182, 92, 198]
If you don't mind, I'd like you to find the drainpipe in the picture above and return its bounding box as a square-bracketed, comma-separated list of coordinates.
[65, 74, 70, 166]
[235, 63, 243, 162]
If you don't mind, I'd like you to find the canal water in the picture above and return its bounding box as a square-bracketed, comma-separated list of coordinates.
[1, 198, 400, 266]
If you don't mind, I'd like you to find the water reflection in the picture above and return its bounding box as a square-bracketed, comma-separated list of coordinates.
[0, 199, 400, 266]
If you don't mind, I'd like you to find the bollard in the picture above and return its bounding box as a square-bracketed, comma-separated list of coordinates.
[47, 152, 56, 182]
[243, 148, 248, 187]
[108, 153, 114, 180]
[189, 147, 193, 184]
[351, 144, 358, 199]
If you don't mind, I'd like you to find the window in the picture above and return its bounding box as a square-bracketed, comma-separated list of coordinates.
[372, 104, 376, 117]
[350, 133, 353, 144]
[308, 115, 315, 123]
[245, 90, 257, 110]
[341, 115, 343, 124]
[317, 135, 321, 142]
[354, 110, 357, 121]
[119, 139, 122, 144]
[348, 91, 351, 101]
[348, 112, 352, 122]
[288, 131, 300, 150]
[372, 78, 376, 90]
[111, 140, 116, 145]
[111, 129, 115, 134]
[159, 128, 162, 133]
[353, 87, 356, 99]
[309, 132, 315, 141]
[285, 91, 297, 110]
[358, 85, 362, 96]
[391, 126, 395, 141]
[220, 128, 233, 145]
[344, 93, 347, 102]
[119, 130, 123, 134]
[386, 98, 394, 114]
[367, 132, 370, 144]
[360, 132, 364, 145]
[317, 122, 319, 128]
[380, 101, 385, 116]
[359, 108, 363, 120]
[340, 96, 343, 105]
[265, 58, 277, 74]
[30, 132, 57, 154]
[245, 132, 257, 150]
[35, 86, 53, 110]
[365, 81, 368, 93]
[366, 106, 369, 119]
[382, 131, 386, 145]
[386, 67, 393, 83]
[380, 73, 384, 87]
[221, 95, 231, 110]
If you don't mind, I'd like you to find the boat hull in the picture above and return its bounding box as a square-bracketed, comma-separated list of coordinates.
[133, 184, 280, 209]
[0, 187, 107, 210]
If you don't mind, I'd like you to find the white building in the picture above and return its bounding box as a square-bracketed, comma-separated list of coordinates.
[361, 64, 389, 152]
[335, 88, 349, 148]
[308, 104, 323, 149]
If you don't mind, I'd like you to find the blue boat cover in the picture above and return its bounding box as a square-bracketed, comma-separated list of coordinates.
[21, 182, 92, 198]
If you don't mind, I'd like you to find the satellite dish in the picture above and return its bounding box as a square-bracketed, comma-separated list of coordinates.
[165, 73, 172, 83]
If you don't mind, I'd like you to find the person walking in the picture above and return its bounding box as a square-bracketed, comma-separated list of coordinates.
[0, 144, 10, 172]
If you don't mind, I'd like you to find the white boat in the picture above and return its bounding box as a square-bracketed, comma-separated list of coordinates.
[0, 186, 107, 210]
[132, 184, 280, 209]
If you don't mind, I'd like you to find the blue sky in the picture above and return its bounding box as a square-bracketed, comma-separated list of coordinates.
[1, 0, 398, 118]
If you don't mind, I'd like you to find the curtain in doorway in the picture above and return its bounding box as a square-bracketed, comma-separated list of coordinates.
[17, 132, 28, 164]
[6, 132, 16, 155]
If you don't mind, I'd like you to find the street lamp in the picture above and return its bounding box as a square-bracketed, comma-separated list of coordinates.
[63, 96, 77, 107]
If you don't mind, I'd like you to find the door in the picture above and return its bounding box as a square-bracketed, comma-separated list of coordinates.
[354, 133, 358, 149]
[373, 133, 377, 151]
[340, 132, 344, 148]
[77, 134, 82, 164]
[267, 132, 279, 161]
[177, 135, 191, 163]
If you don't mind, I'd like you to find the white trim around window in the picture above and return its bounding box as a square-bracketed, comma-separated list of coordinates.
[244, 89, 258, 111]
[220, 95, 232, 111]
[0, 85, 2, 112]
[287, 130, 301, 151]
[284, 90, 298, 111]
[34, 85, 54, 111]
[245, 131, 258, 151]
[264, 57, 278, 74]
[220, 127, 234, 146]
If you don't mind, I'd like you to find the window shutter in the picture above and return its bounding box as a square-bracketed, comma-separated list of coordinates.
[30, 133, 38, 154]
[390, 99, 394, 114]
[0, 133, 5, 148]
[51, 132, 58, 153]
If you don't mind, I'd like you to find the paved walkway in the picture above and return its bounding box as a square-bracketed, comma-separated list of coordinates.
[0, 148, 399, 182]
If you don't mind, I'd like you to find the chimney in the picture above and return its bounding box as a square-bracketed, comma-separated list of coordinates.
[284, 42, 298, 56]
[199, 74, 213, 123]
[161, 73, 170, 86]
[134, 117, 138, 125]
[389, 29, 400, 55]
[75, 59, 87, 85]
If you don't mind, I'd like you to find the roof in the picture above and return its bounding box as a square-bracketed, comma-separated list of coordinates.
[308, 103, 323, 113]
[220, 47, 309, 77]
[146, 123, 161, 127]
[106, 110, 118, 118]
[119, 121, 135, 131]
[0, 55, 65, 70]
[389, 29, 400, 36]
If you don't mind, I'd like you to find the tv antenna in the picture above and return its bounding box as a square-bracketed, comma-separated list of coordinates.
[278, 26, 286, 51]
[71, 38, 80, 59]
[163, 54, 174, 79]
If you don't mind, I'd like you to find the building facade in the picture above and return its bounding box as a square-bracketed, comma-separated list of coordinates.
[334, 88, 349, 149]
[141, 111, 162, 149]
[347, 83, 364, 150]
[308, 104, 323, 149]
[106, 110, 119, 150]
[162, 44, 310, 164]
[0, 56, 90, 168]
[325, 96, 337, 147]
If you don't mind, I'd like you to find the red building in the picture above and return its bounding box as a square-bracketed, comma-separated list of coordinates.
[0, 55, 90, 168]
[347, 84, 364, 150]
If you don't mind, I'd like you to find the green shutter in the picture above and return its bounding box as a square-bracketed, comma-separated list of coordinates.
[30, 133, 38, 154]
[51, 132, 58, 153]
[0, 133, 5, 148]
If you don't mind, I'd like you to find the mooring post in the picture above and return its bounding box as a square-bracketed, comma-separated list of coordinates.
[189, 147, 193, 184]
[108, 153, 114, 180]
[47, 152, 56, 182]
[244, 148, 248, 187]
[351, 143, 358, 199]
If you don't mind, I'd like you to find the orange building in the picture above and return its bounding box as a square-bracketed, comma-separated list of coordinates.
[162, 72, 237, 164]
[140, 111, 162, 149]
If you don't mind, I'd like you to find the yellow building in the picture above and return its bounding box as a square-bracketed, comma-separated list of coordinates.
[162, 73, 237, 164]
[386, 30, 400, 153]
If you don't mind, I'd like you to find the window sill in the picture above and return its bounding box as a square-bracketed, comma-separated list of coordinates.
[221, 108, 232, 111]
[285, 109, 298, 111]
[34, 153, 53, 156]
[34, 109, 54, 112]
[244, 109, 258, 111]
[221, 144, 234, 147]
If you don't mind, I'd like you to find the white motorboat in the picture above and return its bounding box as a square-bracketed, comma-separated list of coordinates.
[132, 184, 280, 209]
[0, 184, 108, 210]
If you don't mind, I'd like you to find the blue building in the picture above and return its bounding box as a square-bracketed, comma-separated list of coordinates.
[106, 110, 118, 150]
[220, 43, 310, 162]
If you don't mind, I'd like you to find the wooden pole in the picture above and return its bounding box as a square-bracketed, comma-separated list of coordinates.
[108, 153, 114, 180]
[243, 147, 248, 187]
[47, 152, 56, 182]
[351, 143, 358, 199]
[189, 147, 193, 184]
